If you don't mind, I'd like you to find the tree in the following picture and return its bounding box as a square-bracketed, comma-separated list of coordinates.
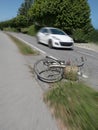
[18, 0, 34, 16]
[13, 15, 28, 28]
[17, 0, 35, 26]
[28, 0, 93, 35]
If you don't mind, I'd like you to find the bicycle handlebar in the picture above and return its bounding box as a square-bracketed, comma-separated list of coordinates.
[46, 55, 85, 68]
[46, 56, 65, 64]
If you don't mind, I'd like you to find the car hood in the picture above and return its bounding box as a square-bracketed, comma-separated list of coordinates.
[51, 34, 74, 42]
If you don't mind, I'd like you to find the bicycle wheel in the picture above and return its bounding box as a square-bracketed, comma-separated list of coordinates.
[34, 57, 63, 83]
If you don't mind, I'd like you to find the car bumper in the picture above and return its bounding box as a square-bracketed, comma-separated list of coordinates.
[53, 42, 74, 49]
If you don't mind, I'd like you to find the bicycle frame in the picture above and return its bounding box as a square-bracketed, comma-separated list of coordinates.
[34, 55, 86, 83]
[45, 56, 86, 78]
[45, 55, 84, 69]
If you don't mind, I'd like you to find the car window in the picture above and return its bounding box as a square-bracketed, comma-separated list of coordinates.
[40, 28, 48, 34]
[50, 28, 66, 35]
[40, 29, 44, 33]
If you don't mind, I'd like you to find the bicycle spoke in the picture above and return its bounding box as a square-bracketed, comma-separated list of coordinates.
[34, 57, 63, 82]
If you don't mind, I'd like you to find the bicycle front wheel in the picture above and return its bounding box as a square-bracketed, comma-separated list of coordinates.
[34, 57, 63, 83]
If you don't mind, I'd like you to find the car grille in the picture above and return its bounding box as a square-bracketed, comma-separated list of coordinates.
[60, 42, 73, 46]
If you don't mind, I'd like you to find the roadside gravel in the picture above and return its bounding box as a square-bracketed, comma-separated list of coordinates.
[75, 43, 98, 52]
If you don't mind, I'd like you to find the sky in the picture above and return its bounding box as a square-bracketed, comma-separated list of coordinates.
[88, 0, 98, 29]
[0, 0, 98, 29]
[0, 0, 23, 21]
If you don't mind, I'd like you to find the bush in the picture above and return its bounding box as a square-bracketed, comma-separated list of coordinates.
[27, 25, 36, 35]
[21, 25, 39, 36]
[3, 27, 18, 32]
[72, 29, 87, 43]
[88, 29, 98, 44]
[21, 27, 28, 34]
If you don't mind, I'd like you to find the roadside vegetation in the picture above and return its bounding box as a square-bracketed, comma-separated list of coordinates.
[7, 33, 39, 55]
[0, 0, 98, 44]
[21, 25, 38, 36]
[88, 29, 98, 44]
[44, 81, 98, 130]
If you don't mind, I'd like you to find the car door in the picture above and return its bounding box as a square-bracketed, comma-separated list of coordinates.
[37, 28, 45, 43]
[40, 28, 49, 45]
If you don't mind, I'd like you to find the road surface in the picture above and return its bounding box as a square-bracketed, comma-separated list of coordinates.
[0, 31, 58, 130]
[9, 32, 98, 90]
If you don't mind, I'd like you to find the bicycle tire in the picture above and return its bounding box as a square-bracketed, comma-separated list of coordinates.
[34, 57, 63, 83]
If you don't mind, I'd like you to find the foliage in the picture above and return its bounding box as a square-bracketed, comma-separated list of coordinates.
[72, 28, 89, 42]
[21, 25, 38, 35]
[0, 19, 12, 30]
[0, 15, 28, 31]
[26, 25, 38, 35]
[73, 29, 85, 42]
[88, 29, 98, 44]
[28, 0, 93, 35]
[13, 15, 28, 28]
[17, 0, 35, 26]
[18, 0, 34, 16]
[0, 0, 96, 43]
[21, 27, 28, 34]
[0, 0, 34, 30]
[3, 27, 18, 32]
[44, 81, 98, 130]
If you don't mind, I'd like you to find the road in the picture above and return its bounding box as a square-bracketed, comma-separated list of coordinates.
[0, 31, 58, 130]
[8, 32, 98, 90]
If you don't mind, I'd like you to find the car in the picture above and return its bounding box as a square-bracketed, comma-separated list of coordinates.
[36, 27, 74, 49]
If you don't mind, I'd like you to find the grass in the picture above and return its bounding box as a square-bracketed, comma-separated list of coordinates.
[3, 27, 18, 32]
[44, 81, 98, 130]
[7, 33, 39, 55]
[21, 25, 38, 36]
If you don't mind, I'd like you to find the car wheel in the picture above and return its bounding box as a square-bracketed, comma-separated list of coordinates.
[48, 39, 53, 48]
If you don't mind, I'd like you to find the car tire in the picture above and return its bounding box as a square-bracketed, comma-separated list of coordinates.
[48, 39, 53, 48]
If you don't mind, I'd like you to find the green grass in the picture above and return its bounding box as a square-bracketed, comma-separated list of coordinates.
[3, 27, 18, 32]
[44, 81, 98, 130]
[7, 34, 39, 55]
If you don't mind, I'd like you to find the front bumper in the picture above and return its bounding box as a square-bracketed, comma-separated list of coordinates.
[53, 41, 74, 48]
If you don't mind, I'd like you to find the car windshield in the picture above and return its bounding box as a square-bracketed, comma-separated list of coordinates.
[50, 28, 66, 35]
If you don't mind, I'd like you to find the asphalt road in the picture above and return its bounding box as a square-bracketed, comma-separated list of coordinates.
[8, 32, 98, 90]
[0, 31, 58, 130]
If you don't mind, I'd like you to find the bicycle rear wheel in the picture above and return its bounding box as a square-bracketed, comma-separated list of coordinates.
[34, 57, 63, 83]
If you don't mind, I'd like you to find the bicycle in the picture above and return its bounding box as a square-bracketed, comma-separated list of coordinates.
[34, 55, 86, 83]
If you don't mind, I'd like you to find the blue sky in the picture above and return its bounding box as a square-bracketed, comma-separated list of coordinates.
[88, 0, 98, 29]
[0, 0, 98, 29]
[0, 0, 23, 21]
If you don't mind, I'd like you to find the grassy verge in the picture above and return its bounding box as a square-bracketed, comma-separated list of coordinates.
[21, 25, 39, 36]
[44, 81, 98, 130]
[7, 34, 39, 55]
[3, 27, 18, 32]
